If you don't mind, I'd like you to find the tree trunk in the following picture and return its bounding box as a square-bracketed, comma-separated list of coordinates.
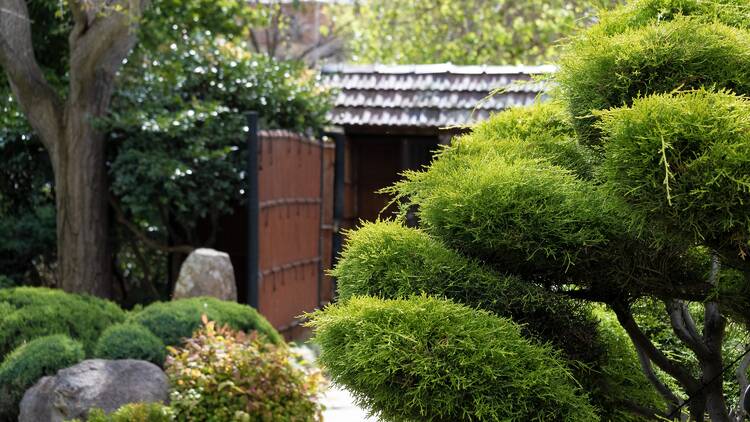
[55, 105, 111, 297]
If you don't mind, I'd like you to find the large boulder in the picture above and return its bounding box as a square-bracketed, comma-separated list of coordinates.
[19, 359, 168, 422]
[173, 248, 238, 301]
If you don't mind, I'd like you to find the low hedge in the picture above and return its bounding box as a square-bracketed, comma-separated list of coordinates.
[0, 287, 126, 357]
[332, 221, 602, 365]
[0, 334, 85, 421]
[307, 296, 597, 422]
[129, 297, 281, 347]
[94, 323, 167, 367]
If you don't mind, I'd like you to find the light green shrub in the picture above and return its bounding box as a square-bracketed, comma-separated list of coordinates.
[394, 151, 622, 278]
[79, 403, 172, 422]
[0, 334, 85, 421]
[129, 297, 281, 347]
[0, 287, 126, 357]
[94, 323, 167, 367]
[557, 17, 750, 144]
[332, 221, 602, 365]
[598, 89, 750, 245]
[166, 320, 322, 422]
[307, 296, 598, 422]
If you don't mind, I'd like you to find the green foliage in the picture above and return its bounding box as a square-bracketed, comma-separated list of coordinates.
[81, 403, 173, 422]
[307, 296, 597, 422]
[591, 307, 667, 422]
[598, 89, 750, 248]
[341, 0, 619, 65]
[94, 323, 167, 367]
[0, 287, 126, 357]
[394, 148, 621, 278]
[332, 221, 602, 365]
[557, 16, 750, 144]
[441, 102, 599, 179]
[129, 297, 281, 347]
[166, 320, 322, 422]
[594, 0, 750, 35]
[0, 335, 84, 421]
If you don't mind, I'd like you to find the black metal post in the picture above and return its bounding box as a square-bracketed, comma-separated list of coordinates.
[246, 112, 260, 309]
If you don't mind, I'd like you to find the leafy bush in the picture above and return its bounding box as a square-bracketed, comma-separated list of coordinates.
[557, 16, 750, 144]
[106, 32, 331, 249]
[599, 89, 750, 246]
[94, 323, 167, 367]
[0, 287, 126, 357]
[0, 334, 85, 421]
[166, 319, 322, 422]
[130, 297, 281, 347]
[307, 296, 597, 422]
[80, 403, 173, 422]
[332, 221, 602, 365]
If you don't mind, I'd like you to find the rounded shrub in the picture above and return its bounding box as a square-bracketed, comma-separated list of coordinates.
[557, 16, 750, 144]
[0, 287, 126, 357]
[447, 102, 598, 179]
[0, 334, 85, 421]
[599, 89, 750, 245]
[166, 320, 322, 421]
[94, 323, 167, 367]
[395, 151, 621, 277]
[81, 403, 173, 422]
[307, 296, 597, 422]
[130, 297, 281, 347]
[332, 221, 602, 365]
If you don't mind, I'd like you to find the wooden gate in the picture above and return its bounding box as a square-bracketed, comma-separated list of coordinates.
[252, 129, 335, 334]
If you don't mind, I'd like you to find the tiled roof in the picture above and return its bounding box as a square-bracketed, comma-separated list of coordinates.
[320, 64, 553, 128]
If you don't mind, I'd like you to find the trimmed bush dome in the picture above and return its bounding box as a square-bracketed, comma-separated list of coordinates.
[0, 334, 85, 421]
[307, 296, 597, 422]
[0, 287, 125, 357]
[331, 221, 602, 365]
[129, 296, 281, 347]
[94, 323, 167, 367]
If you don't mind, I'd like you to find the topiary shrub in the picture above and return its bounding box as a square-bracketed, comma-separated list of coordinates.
[394, 148, 622, 278]
[0, 334, 85, 421]
[0, 287, 126, 357]
[94, 323, 167, 367]
[306, 295, 597, 422]
[557, 16, 750, 144]
[79, 403, 173, 422]
[129, 297, 281, 347]
[598, 89, 750, 247]
[166, 318, 322, 422]
[332, 221, 602, 365]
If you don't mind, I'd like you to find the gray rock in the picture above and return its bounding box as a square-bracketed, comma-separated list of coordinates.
[19, 359, 168, 422]
[173, 248, 238, 301]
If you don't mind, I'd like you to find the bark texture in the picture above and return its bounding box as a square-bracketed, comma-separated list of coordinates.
[0, 0, 148, 296]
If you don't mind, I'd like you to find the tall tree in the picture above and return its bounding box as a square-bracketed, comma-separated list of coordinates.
[339, 0, 619, 65]
[0, 0, 149, 296]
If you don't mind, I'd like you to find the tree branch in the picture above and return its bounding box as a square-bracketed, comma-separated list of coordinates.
[0, 0, 63, 160]
[612, 301, 702, 392]
[734, 348, 750, 419]
[666, 299, 711, 360]
[632, 339, 683, 408]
